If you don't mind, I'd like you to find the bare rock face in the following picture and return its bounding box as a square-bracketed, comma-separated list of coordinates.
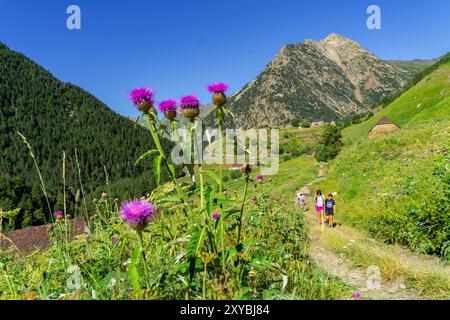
[210, 34, 412, 129]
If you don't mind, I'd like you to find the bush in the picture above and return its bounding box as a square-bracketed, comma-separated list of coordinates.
[301, 120, 311, 128]
[291, 118, 300, 127]
[314, 125, 343, 162]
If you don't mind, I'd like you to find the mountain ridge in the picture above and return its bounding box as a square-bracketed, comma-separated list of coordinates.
[208, 33, 413, 128]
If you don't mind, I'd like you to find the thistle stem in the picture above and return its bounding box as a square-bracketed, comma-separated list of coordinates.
[191, 119, 205, 210]
[218, 114, 224, 196]
[237, 175, 250, 246]
[144, 114, 192, 215]
[137, 231, 151, 289]
[216, 107, 227, 273]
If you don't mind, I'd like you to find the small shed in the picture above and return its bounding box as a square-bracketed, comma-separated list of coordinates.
[368, 117, 400, 138]
[311, 120, 324, 127]
[0, 217, 88, 254]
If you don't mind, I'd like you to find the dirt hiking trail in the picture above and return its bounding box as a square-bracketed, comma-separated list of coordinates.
[296, 166, 450, 300]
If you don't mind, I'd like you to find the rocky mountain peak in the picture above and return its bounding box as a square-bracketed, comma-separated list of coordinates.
[207, 34, 413, 129]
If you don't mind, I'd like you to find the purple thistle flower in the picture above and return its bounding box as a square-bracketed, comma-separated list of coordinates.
[158, 99, 178, 113]
[111, 236, 119, 245]
[352, 292, 362, 299]
[252, 196, 257, 204]
[207, 83, 229, 93]
[283, 202, 288, 206]
[256, 175, 264, 181]
[212, 212, 221, 219]
[119, 199, 155, 231]
[179, 95, 200, 109]
[129, 88, 155, 106]
[54, 211, 64, 220]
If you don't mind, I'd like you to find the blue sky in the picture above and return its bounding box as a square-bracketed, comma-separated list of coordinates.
[1, 0, 449, 117]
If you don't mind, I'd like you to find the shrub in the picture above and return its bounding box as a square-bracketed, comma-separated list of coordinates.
[314, 125, 343, 162]
[301, 120, 311, 128]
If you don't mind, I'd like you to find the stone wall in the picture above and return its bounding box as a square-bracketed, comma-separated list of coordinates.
[369, 124, 400, 138]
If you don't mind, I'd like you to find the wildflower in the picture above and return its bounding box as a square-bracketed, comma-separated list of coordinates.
[212, 212, 221, 219]
[208, 82, 229, 107]
[256, 175, 264, 182]
[101, 192, 108, 199]
[54, 211, 64, 220]
[111, 236, 119, 245]
[207, 83, 229, 94]
[180, 95, 200, 119]
[129, 87, 156, 115]
[352, 292, 362, 299]
[119, 199, 155, 231]
[159, 99, 178, 121]
[252, 196, 257, 204]
[283, 202, 288, 206]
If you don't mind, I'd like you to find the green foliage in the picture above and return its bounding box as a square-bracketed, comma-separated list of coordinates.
[0, 156, 352, 300]
[318, 122, 450, 257]
[314, 125, 343, 162]
[291, 118, 300, 127]
[301, 120, 312, 128]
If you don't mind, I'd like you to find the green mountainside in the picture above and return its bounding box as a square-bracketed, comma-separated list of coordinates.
[386, 59, 437, 75]
[0, 43, 166, 228]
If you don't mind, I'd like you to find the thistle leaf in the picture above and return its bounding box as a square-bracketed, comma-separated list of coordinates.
[135, 149, 159, 166]
[128, 246, 143, 299]
[154, 155, 162, 186]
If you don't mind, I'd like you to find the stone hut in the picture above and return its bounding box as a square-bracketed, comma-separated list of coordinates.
[0, 217, 88, 254]
[368, 117, 400, 138]
[311, 120, 324, 127]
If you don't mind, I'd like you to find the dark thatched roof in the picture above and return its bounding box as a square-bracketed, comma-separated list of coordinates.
[375, 117, 400, 127]
[0, 217, 87, 254]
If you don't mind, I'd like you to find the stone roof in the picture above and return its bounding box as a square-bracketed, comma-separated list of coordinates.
[0, 217, 88, 254]
[375, 117, 400, 127]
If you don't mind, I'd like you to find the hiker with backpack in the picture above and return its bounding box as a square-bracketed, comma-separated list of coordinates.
[314, 190, 325, 225]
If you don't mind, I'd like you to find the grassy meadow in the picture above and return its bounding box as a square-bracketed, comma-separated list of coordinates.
[313, 61, 450, 259]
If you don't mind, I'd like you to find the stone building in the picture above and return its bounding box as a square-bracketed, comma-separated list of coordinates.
[368, 117, 400, 138]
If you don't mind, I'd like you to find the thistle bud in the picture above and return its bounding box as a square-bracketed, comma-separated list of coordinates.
[240, 164, 252, 175]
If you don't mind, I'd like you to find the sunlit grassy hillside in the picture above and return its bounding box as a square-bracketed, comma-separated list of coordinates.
[314, 59, 450, 258]
[344, 60, 450, 143]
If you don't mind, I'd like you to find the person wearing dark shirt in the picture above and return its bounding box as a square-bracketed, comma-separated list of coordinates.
[324, 194, 336, 227]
